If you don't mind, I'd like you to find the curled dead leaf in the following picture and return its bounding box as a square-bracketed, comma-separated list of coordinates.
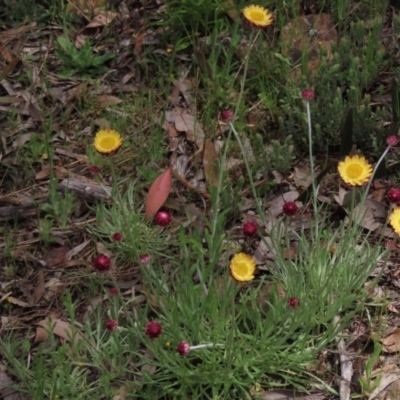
[145, 167, 172, 220]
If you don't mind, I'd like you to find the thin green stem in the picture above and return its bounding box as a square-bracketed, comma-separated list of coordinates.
[365, 145, 390, 195]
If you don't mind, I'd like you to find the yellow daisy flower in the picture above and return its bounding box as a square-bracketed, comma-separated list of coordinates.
[229, 252, 256, 282]
[338, 155, 372, 186]
[242, 5, 273, 28]
[390, 208, 400, 235]
[94, 129, 122, 155]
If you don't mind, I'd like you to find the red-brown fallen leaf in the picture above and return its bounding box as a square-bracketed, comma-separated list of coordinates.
[43, 247, 68, 267]
[381, 329, 400, 353]
[145, 167, 172, 220]
[96, 95, 122, 108]
[203, 139, 218, 188]
[33, 270, 45, 305]
[35, 318, 84, 344]
[282, 248, 296, 259]
[135, 30, 145, 53]
[0, 57, 20, 81]
[0, 40, 15, 63]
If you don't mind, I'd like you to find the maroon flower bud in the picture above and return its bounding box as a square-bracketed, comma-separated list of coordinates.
[282, 201, 298, 216]
[288, 297, 301, 308]
[92, 254, 111, 272]
[242, 221, 257, 237]
[385, 240, 398, 250]
[387, 135, 399, 146]
[301, 89, 315, 101]
[109, 287, 118, 296]
[388, 188, 400, 204]
[154, 211, 171, 227]
[220, 110, 233, 122]
[177, 341, 190, 356]
[112, 232, 123, 241]
[140, 254, 150, 264]
[105, 320, 118, 331]
[89, 165, 100, 174]
[145, 321, 162, 339]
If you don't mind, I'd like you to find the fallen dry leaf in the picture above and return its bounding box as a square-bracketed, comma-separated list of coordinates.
[293, 165, 312, 189]
[346, 199, 386, 232]
[203, 139, 219, 188]
[174, 112, 205, 148]
[96, 95, 122, 108]
[368, 371, 400, 400]
[43, 247, 68, 267]
[32, 270, 45, 305]
[35, 318, 84, 344]
[381, 329, 400, 353]
[145, 166, 172, 220]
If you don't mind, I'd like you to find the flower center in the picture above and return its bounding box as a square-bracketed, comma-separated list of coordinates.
[236, 262, 249, 276]
[250, 11, 265, 21]
[100, 137, 117, 149]
[346, 164, 362, 179]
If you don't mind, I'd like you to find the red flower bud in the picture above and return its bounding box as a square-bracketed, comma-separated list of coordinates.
[242, 221, 257, 237]
[109, 287, 118, 296]
[112, 232, 123, 241]
[301, 89, 315, 101]
[105, 320, 118, 331]
[140, 254, 150, 264]
[89, 165, 100, 174]
[288, 297, 301, 308]
[145, 321, 162, 339]
[154, 211, 171, 227]
[388, 188, 400, 204]
[220, 110, 233, 122]
[177, 341, 190, 356]
[387, 135, 399, 146]
[92, 254, 111, 272]
[282, 201, 298, 216]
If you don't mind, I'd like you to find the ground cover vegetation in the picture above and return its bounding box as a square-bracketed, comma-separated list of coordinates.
[2, 0, 400, 399]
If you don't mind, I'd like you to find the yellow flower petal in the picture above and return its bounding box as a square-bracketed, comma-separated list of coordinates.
[242, 5, 273, 28]
[94, 129, 122, 155]
[337, 155, 372, 186]
[390, 208, 400, 235]
[229, 252, 256, 282]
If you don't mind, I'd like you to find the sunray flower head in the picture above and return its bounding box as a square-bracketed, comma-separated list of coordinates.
[390, 208, 400, 235]
[242, 5, 273, 28]
[338, 155, 372, 186]
[229, 252, 256, 282]
[94, 129, 122, 155]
